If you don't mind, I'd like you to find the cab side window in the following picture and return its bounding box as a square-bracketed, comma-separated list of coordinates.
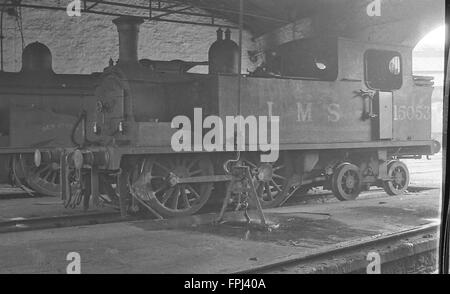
[264, 38, 338, 81]
[365, 49, 402, 90]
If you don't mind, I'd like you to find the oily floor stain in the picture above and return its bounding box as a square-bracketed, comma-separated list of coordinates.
[184, 214, 377, 247]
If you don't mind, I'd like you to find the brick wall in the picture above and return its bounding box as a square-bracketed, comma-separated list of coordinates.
[1, 6, 257, 74]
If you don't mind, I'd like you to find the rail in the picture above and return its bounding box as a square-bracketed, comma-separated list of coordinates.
[231, 223, 440, 274]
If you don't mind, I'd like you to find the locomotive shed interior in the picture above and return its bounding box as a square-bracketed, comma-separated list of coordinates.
[0, 0, 445, 274]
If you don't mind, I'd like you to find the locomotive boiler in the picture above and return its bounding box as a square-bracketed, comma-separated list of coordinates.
[0, 16, 441, 218]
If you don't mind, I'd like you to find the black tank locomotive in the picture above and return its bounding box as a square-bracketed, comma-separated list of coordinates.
[0, 16, 441, 218]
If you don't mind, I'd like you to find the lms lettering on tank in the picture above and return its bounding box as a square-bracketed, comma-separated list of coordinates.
[267, 102, 341, 123]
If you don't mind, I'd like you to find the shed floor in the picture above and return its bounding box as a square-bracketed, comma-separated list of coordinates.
[0, 155, 442, 273]
[0, 187, 440, 273]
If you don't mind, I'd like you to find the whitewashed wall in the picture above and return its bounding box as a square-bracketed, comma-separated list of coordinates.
[1, 6, 257, 74]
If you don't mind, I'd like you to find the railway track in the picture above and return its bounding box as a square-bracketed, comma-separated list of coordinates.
[231, 223, 439, 274]
[0, 185, 439, 234]
[284, 186, 437, 206]
[0, 211, 128, 234]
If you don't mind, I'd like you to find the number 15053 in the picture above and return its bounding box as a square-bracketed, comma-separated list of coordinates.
[393, 105, 431, 121]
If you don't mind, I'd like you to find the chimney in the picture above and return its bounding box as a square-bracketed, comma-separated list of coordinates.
[112, 16, 144, 65]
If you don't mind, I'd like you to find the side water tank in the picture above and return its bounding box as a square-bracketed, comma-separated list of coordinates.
[21, 42, 54, 73]
[208, 28, 240, 74]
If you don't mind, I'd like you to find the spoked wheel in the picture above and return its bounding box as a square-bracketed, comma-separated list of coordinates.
[383, 161, 410, 196]
[331, 163, 362, 201]
[12, 155, 61, 197]
[130, 154, 214, 218]
[240, 152, 295, 208]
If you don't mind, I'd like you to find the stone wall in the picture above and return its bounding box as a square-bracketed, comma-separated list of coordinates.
[1, 6, 257, 74]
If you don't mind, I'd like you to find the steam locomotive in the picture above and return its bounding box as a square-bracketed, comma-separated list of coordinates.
[0, 16, 440, 218]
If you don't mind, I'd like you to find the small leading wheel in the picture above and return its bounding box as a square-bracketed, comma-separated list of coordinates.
[383, 161, 409, 196]
[331, 163, 362, 201]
